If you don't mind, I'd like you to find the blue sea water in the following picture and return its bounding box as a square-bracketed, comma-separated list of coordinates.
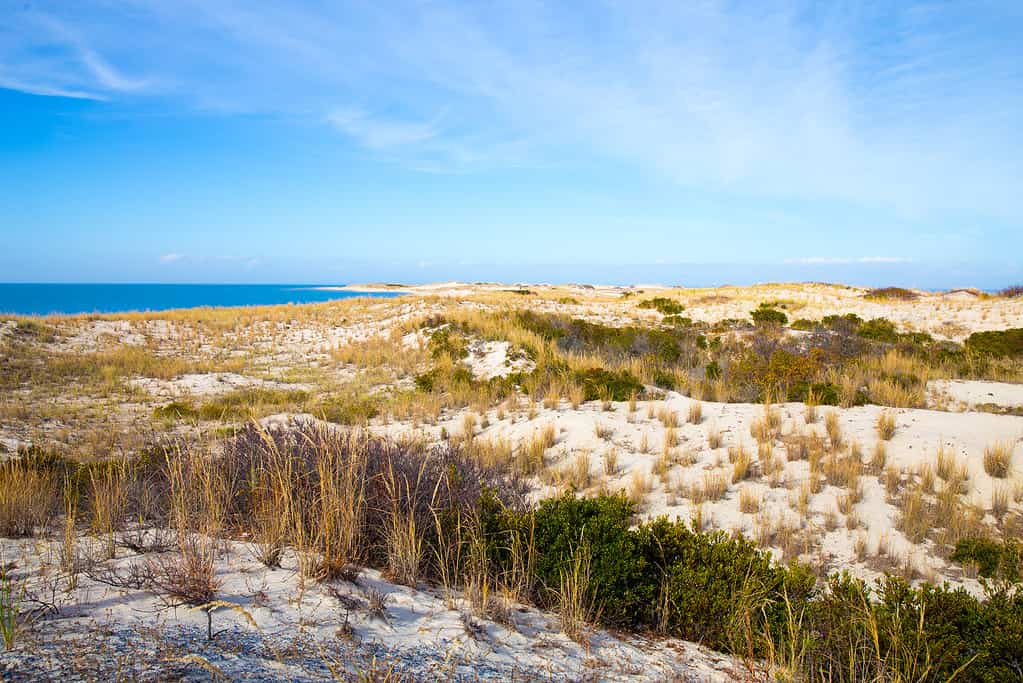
[0, 284, 402, 316]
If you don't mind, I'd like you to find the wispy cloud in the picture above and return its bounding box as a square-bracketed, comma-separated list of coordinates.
[2, 1, 1020, 218]
[159, 253, 183, 264]
[327, 108, 439, 149]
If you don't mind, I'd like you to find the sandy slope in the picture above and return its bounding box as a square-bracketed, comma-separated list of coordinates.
[0, 536, 745, 682]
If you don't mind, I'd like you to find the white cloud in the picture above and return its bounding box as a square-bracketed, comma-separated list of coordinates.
[2, 2, 1020, 218]
[327, 109, 439, 149]
[159, 253, 183, 263]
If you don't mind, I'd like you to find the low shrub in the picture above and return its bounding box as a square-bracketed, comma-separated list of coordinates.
[952, 538, 1021, 581]
[857, 317, 900, 343]
[865, 287, 918, 300]
[638, 297, 685, 316]
[965, 328, 1023, 358]
[573, 367, 644, 401]
[751, 304, 788, 327]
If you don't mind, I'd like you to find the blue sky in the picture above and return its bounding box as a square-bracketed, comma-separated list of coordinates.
[1, 1, 1020, 288]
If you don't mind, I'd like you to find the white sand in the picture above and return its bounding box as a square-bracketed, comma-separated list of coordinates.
[129, 373, 311, 398]
[929, 379, 1023, 412]
[0, 535, 743, 681]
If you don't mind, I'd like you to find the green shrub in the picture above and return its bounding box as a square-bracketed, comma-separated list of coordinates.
[638, 297, 686, 316]
[965, 328, 1023, 358]
[952, 538, 1022, 581]
[532, 494, 651, 626]
[751, 304, 788, 327]
[640, 517, 814, 652]
[705, 360, 722, 380]
[787, 382, 840, 405]
[662, 314, 692, 327]
[573, 367, 644, 401]
[791, 318, 818, 331]
[857, 317, 901, 343]
[822, 313, 865, 329]
[428, 328, 469, 359]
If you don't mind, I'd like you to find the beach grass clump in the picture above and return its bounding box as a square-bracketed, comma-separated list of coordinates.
[0, 461, 58, 537]
[824, 411, 843, 448]
[875, 411, 896, 441]
[519, 424, 557, 475]
[982, 441, 1013, 478]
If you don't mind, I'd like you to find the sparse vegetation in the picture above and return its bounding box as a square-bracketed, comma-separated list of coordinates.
[983, 441, 1013, 478]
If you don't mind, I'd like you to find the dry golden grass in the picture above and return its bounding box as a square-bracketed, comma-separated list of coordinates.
[804, 389, 818, 423]
[564, 452, 593, 490]
[603, 447, 619, 475]
[870, 441, 887, 473]
[917, 463, 935, 493]
[899, 487, 929, 544]
[687, 401, 703, 425]
[469, 437, 514, 471]
[628, 468, 653, 503]
[824, 453, 862, 490]
[875, 411, 896, 441]
[690, 472, 729, 504]
[738, 486, 761, 514]
[824, 411, 843, 448]
[884, 465, 903, 496]
[657, 405, 679, 429]
[0, 462, 57, 536]
[663, 426, 679, 449]
[730, 443, 754, 483]
[991, 484, 1010, 519]
[519, 423, 556, 475]
[983, 441, 1013, 478]
[706, 424, 722, 449]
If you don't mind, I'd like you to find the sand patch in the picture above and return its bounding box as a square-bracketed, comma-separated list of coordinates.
[129, 373, 310, 398]
[928, 379, 1023, 412]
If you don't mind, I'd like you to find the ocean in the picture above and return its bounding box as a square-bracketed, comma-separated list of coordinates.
[0, 284, 402, 317]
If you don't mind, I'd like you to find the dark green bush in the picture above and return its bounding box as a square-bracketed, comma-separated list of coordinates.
[532, 494, 651, 625]
[965, 328, 1023, 358]
[573, 367, 644, 401]
[640, 518, 815, 652]
[857, 317, 900, 343]
[952, 538, 1022, 581]
[705, 360, 722, 380]
[638, 297, 686, 315]
[751, 304, 788, 327]
[662, 314, 692, 327]
[791, 318, 818, 331]
[787, 381, 840, 405]
[428, 328, 469, 359]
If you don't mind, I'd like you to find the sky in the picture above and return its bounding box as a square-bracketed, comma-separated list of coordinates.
[1, 1, 1021, 288]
